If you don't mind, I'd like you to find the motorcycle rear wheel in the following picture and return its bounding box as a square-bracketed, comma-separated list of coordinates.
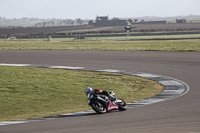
[117, 99, 127, 111]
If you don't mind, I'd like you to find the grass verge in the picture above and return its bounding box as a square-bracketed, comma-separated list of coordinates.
[0, 66, 163, 121]
[0, 39, 200, 51]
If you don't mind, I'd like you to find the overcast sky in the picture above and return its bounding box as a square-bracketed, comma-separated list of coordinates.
[0, 0, 200, 19]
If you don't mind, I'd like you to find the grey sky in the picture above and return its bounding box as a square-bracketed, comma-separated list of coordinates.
[0, 0, 199, 19]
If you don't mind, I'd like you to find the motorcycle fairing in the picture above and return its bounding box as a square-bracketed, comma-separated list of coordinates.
[105, 101, 119, 111]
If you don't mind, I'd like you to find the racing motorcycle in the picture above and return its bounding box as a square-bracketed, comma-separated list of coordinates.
[89, 92, 127, 114]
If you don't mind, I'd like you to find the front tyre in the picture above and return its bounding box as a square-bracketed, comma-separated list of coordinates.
[91, 101, 106, 114]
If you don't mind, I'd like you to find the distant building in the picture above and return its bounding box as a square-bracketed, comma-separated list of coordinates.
[176, 19, 186, 23]
[89, 16, 129, 26]
[96, 16, 109, 21]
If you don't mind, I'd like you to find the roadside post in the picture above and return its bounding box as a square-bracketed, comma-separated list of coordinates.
[125, 26, 132, 41]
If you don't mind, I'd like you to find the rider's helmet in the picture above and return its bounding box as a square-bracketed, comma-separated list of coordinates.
[84, 87, 93, 95]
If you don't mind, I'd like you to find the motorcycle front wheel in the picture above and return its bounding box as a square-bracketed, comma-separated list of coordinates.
[91, 101, 106, 114]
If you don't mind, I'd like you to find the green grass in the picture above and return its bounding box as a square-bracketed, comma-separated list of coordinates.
[0, 66, 163, 121]
[84, 34, 200, 41]
[0, 39, 200, 51]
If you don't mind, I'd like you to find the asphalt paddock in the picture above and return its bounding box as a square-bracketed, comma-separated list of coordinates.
[0, 50, 200, 133]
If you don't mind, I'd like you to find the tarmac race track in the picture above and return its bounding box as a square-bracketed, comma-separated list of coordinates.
[0, 50, 200, 133]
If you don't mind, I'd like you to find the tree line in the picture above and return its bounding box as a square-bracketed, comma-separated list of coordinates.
[0, 17, 89, 27]
[35, 18, 89, 27]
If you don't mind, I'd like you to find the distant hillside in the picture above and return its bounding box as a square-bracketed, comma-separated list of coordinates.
[123, 15, 200, 21]
[0, 15, 200, 27]
[0, 17, 89, 27]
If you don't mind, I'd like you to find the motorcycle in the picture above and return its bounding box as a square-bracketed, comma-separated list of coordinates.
[89, 92, 127, 114]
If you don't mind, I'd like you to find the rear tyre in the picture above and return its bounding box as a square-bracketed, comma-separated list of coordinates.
[118, 99, 127, 111]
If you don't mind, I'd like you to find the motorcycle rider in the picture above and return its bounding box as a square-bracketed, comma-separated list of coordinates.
[84, 87, 116, 105]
